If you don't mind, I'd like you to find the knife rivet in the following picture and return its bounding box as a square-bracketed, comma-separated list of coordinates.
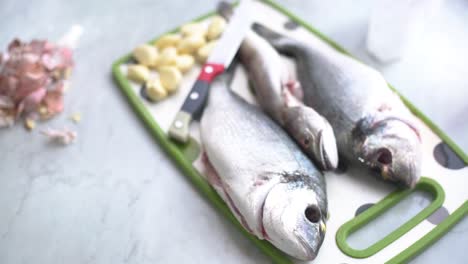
[174, 120, 183, 129]
[204, 66, 213, 74]
[190, 92, 199, 100]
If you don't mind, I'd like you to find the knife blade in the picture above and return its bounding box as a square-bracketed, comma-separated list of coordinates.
[168, 0, 252, 143]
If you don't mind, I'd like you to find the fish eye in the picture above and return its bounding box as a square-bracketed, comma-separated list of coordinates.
[305, 205, 321, 223]
[376, 148, 392, 165]
[303, 137, 311, 146]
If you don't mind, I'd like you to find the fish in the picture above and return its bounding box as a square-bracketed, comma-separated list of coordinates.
[238, 30, 338, 171]
[253, 23, 422, 188]
[200, 68, 328, 261]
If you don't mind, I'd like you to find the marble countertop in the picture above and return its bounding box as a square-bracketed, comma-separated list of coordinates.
[0, 0, 466, 263]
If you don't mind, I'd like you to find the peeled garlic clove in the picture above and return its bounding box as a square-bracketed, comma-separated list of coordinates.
[159, 66, 182, 93]
[155, 47, 178, 68]
[180, 22, 206, 37]
[25, 118, 36, 131]
[127, 64, 150, 83]
[197, 40, 217, 63]
[70, 113, 81, 123]
[176, 54, 195, 73]
[133, 44, 158, 66]
[154, 34, 182, 50]
[145, 77, 167, 101]
[207, 16, 226, 40]
[177, 35, 206, 54]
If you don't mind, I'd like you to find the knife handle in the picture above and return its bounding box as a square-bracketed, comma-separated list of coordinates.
[180, 79, 211, 117]
[168, 63, 225, 143]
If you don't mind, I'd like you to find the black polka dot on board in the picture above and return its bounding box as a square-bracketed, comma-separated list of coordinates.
[283, 20, 299, 30]
[140, 83, 156, 103]
[427, 206, 449, 225]
[355, 203, 375, 216]
[433, 142, 466, 170]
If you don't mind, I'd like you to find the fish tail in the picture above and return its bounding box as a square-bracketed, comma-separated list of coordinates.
[252, 23, 298, 55]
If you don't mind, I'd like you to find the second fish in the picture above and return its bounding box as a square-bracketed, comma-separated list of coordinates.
[239, 30, 338, 170]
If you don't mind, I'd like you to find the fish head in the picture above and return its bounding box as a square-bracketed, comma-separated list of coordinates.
[359, 118, 422, 188]
[283, 106, 339, 170]
[262, 178, 327, 260]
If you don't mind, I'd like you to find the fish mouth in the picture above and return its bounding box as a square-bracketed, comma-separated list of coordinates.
[372, 163, 396, 182]
[321, 149, 333, 171]
[368, 162, 417, 188]
[314, 129, 338, 170]
[316, 147, 334, 171]
[295, 230, 318, 261]
[361, 150, 398, 183]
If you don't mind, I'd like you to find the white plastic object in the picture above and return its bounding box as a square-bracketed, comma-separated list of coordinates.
[366, 0, 442, 63]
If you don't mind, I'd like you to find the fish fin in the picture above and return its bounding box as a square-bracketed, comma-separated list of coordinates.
[252, 23, 296, 54]
[202, 152, 255, 234]
[252, 23, 284, 43]
[284, 77, 303, 101]
[281, 84, 301, 107]
[202, 152, 223, 187]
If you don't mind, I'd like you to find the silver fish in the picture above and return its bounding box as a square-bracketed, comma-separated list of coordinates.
[253, 23, 422, 188]
[200, 70, 327, 261]
[238, 30, 338, 171]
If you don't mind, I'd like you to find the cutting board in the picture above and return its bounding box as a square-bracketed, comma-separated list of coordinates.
[112, 1, 468, 263]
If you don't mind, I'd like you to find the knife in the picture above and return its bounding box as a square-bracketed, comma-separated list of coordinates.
[168, 0, 252, 143]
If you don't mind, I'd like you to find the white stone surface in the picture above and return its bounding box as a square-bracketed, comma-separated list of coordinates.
[0, 0, 466, 264]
